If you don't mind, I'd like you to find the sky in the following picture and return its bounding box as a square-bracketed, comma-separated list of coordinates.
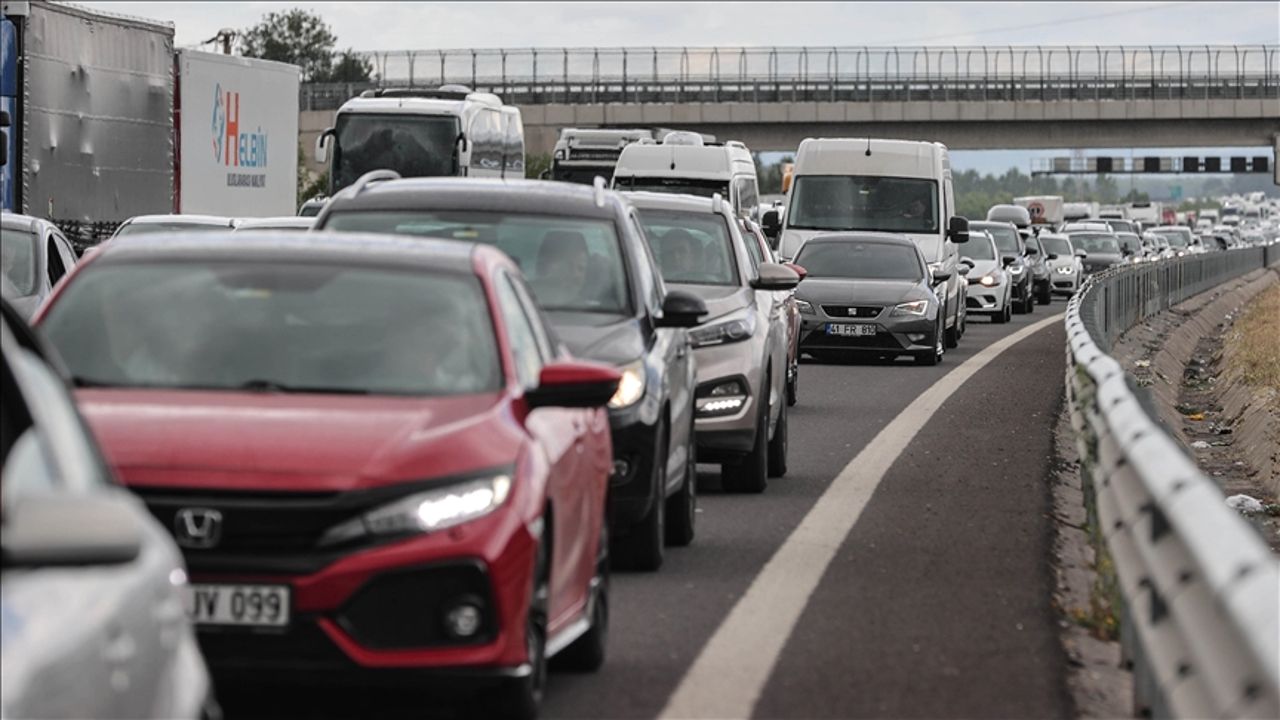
[77, 1, 1279, 175]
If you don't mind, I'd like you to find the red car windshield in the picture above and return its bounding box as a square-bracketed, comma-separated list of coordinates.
[39, 261, 502, 396]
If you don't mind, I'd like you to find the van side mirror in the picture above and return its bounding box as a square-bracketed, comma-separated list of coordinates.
[0, 110, 10, 167]
[1074, 249, 1088, 258]
[947, 216, 969, 243]
[314, 128, 335, 165]
[761, 209, 781, 238]
[1024, 246, 1038, 257]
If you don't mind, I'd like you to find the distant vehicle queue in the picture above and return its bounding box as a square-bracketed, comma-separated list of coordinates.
[3, 80, 1279, 720]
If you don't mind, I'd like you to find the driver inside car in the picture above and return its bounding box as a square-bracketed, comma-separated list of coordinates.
[532, 230, 592, 308]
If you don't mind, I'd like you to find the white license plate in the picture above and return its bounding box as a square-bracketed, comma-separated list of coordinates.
[185, 584, 291, 627]
[826, 323, 876, 337]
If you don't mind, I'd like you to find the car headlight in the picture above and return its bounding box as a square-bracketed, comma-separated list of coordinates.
[795, 299, 815, 315]
[695, 378, 749, 418]
[1055, 266, 1075, 274]
[1008, 263, 1025, 275]
[689, 310, 757, 348]
[891, 300, 929, 317]
[609, 359, 646, 409]
[320, 474, 512, 544]
[979, 272, 1002, 287]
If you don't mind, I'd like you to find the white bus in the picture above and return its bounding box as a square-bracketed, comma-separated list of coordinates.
[315, 85, 524, 195]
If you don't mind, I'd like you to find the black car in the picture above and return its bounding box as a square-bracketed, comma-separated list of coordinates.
[970, 221, 1034, 314]
[792, 234, 949, 366]
[315, 173, 708, 571]
[1022, 233, 1053, 305]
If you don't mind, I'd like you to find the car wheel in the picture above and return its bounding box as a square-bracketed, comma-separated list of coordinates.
[487, 537, 549, 720]
[664, 420, 696, 547]
[1037, 282, 1052, 305]
[721, 383, 769, 494]
[916, 318, 944, 365]
[613, 422, 666, 572]
[554, 520, 609, 672]
[993, 300, 1010, 324]
[943, 296, 959, 349]
[767, 399, 787, 478]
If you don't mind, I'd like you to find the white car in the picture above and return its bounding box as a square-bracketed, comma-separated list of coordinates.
[959, 230, 1013, 324]
[233, 216, 315, 232]
[0, 303, 214, 719]
[0, 213, 78, 321]
[111, 214, 239, 239]
[1037, 233, 1085, 294]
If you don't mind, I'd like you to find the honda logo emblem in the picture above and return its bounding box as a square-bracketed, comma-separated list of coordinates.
[174, 508, 223, 549]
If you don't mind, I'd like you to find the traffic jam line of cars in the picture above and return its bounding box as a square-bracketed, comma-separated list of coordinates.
[4, 115, 1279, 718]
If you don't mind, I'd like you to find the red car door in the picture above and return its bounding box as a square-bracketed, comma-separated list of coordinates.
[494, 272, 593, 629]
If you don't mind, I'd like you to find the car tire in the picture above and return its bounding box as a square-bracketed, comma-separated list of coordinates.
[767, 400, 787, 478]
[664, 421, 696, 547]
[943, 296, 959, 349]
[487, 536, 549, 720]
[1037, 282, 1052, 305]
[993, 301, 1010, 324]
[721, 385, 769, 494]
[554, 520, 609, 672]
[916, 318, 944, 366]
[613, 423, 666, 572]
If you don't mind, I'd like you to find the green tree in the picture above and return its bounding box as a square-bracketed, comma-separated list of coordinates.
[326, 49, 375, 83]
[525, 153, 551, 180]
[238, 9, 336, 82]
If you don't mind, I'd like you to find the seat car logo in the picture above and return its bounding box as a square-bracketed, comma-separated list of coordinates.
[174, 508, 223, 549]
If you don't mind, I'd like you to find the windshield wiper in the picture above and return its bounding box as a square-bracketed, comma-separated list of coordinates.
[234, 379, 370, 395]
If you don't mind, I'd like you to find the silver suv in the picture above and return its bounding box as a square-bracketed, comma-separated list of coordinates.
[624, 192, 799, 493]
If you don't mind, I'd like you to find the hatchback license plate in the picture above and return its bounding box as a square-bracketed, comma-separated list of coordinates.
[185, 584, 290, 627]
[826, 323, 876, 337]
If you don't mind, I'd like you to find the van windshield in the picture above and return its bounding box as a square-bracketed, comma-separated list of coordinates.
[788, 176, 939, 234]
[332, 114, 461, 193]
[614, 177, 729, 199]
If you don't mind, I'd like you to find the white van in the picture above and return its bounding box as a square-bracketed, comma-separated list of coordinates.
[768, 137, 972, 348]
[611, 132, 760, 220]
[315, 85, 524, 195]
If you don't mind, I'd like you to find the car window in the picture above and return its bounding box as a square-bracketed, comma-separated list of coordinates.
[1069, 233, 1121, 254]
[39, 261, 502, 397]
[1, 229, 39, 295]
[628, 214, 665, 316]
[794, 241, 924, 280]
[739, 222, 764, 270]
[494, 273, 545, 389]
[974, 224, 1021, 255]
[635, 209, 740, 286]
[788, 175, 939, 234]
[735, 177, 759, 218]
[322, 211, 631, 315]
[1040, 235, 1073, 256]
[46, 235, 67, 287]
[963, 233, 997, 260]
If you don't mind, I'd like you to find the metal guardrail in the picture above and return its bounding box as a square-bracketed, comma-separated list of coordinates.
[301, 44, 1280, 110]
[1065, 246, 1280, 718]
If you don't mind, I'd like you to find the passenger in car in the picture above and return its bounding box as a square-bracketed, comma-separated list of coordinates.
[534, 230, 592, 307]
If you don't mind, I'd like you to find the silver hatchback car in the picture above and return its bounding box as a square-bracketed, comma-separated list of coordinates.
[626, 192, 800, 493]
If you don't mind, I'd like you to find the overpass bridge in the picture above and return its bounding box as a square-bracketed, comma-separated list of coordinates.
[298, 44, 1280, 162]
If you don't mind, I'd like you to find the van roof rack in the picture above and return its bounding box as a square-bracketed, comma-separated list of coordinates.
[358, 86, 474, 101]
[350, 169, 402, 195]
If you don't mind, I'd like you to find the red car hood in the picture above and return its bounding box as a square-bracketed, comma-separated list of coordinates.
[76, 389, 522, 493]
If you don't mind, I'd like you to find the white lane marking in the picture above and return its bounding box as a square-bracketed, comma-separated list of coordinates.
[659, 312, 1065, 720]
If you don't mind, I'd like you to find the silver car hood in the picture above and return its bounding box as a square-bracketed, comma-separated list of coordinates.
[670, 284, 751, 324]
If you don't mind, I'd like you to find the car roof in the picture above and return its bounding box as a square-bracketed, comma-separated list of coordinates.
[322, 178, 626, 221]
[234, 217, 315, 230]
[0, 212, 44, 232]
[800, 232, 920, 247]
[620, 191, 728, 214]
[122, 214, 238, 226]
[88, 230, 496, 275]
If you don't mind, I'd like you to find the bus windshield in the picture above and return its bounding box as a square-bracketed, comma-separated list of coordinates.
[332, 114, 461, 193]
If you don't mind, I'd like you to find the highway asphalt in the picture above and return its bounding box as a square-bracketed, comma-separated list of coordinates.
[219, 297, 1073, 719]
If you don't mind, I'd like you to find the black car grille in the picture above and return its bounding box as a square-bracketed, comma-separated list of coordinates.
[821, 305, 882, 318]
[198, 619, 351, 671]
[337, 563, 496, 649]
[803, 333, 903, 350]
[565, 148, 621, 162]
[132, 470, 510, 575]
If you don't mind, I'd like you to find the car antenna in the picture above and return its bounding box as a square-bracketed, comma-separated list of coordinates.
[865, 137, 872, 157]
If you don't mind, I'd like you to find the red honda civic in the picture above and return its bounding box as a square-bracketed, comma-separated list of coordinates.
[34, 231, 621, 718]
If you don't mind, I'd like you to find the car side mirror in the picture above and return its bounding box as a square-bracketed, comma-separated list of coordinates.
[656, 290, 709, 328]
[1025, 246, 1038, 257]
[959, 257, 975, 268]
[957, 264, 970, 277]
[783, 262, 807, 280]
[1074, 249, 1088, 258]
[1001, 255, 1017, 267]
[750, 262, 800, 291]
[947, 216, 970, 243]
[525, 360, 621, 409]
[1, 492, 143, 568]
[932, 268, 952, 282]
[314, 128, 334, 165]
[1045, 253, 1059, 260]
[761, 209, 781, 238]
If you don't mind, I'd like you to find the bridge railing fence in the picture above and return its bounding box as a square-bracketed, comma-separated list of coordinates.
[301, 45, 1278, 110]
[1066, 246, 1280, 719]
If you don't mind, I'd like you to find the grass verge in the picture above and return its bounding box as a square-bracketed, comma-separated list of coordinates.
[1227, 283, 1280, 409]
